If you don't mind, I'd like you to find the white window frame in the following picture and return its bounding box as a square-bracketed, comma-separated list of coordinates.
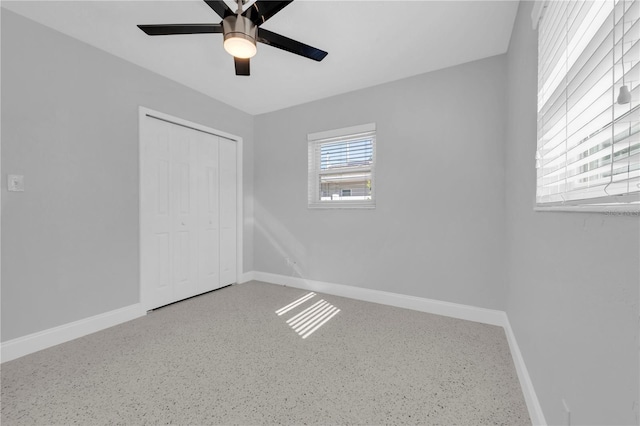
[308, 123, 376, 209]
[535, 0, 639, 213]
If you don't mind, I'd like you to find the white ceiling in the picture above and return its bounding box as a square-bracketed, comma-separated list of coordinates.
[2, 0, 519, 115]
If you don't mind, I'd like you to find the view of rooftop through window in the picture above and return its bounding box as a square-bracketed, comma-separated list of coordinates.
[319, 137, 374, 201]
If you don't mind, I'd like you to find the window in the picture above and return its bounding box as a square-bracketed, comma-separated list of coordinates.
[308, 123, 376, 208]
[536, 0, 639, 210]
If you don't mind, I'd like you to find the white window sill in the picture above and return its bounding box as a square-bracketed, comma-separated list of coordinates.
[534, 204, 640, 215]
[308, 203, 376, 210]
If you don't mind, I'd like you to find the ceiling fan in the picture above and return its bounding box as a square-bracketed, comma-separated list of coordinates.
[137, 0, 328, 76]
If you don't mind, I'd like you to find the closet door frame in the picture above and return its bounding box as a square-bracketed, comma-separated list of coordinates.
[138, 106, 243, 311]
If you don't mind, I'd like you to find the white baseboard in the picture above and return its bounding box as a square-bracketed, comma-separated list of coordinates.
[238, 271, 255, 284]
[251, 271, 506, 326]
[1, 303, 146, 363]
[249, 270, 547, 425]
[502, 315, 547, 426]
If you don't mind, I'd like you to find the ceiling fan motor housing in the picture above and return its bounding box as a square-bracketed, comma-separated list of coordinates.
[222, 15, 257, 47]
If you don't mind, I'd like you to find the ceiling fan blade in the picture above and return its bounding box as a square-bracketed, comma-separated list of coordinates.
[138, 24, 223, 36]
[234, 57, 250, 76]
[203, 0, 234, 19]
[243, 1, 293, 25]
[257, 28, 328, 62]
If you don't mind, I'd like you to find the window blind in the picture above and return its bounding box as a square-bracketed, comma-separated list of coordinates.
[537, 0, 639, 208]
[308, 124, 376, 208]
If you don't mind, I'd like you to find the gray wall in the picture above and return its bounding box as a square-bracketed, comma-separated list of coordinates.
[1, 10, 254, 341]
[505, 2, 639, 425]
[254, 55, 508, 310]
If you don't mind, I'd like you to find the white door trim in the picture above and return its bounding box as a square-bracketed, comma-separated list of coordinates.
[138, 106, 243, 310]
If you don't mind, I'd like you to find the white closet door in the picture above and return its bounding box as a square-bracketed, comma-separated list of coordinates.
[141, 118, 173, 309]
[170, 124, 198, 302]
[141, 115, 237, 310]
[219, 139, 237, 286]
[197, 131, 221, 294]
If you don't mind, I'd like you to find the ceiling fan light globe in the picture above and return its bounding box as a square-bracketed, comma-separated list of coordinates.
[224, 36, 257, 58]
[222, 15, 257, 59]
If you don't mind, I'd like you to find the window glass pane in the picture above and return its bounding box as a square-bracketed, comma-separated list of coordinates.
[319, 171, 372, 201]
[320, 138, 373, 171]
[308, 125, 376, 208]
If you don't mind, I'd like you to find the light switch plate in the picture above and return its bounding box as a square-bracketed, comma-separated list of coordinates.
[8, 175, 24, 192]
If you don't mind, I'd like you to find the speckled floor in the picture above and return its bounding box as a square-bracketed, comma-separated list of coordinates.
[1, 281, 530, 425]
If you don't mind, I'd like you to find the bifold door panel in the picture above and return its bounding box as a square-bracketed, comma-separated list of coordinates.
[219, 139, 237, 286]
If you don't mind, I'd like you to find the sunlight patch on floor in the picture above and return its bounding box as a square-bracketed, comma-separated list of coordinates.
[275, 292, 316, 316]
[276, 292, 340, 339]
